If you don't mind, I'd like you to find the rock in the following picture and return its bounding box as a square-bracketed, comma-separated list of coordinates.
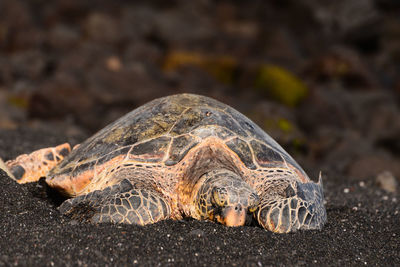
[304, 47, 379, 89]
[246, 100, 305, 148]
[165, 65, 229, 99]
[302, 0, 379, 37]
[369, 102, 400, 141]
[299, 87, 397, 135]
[119, 6, 157, 40]
[348, 155, 400, 181]
[254, 64, 308, 107]
[105, 56, 122, 72]
[85, 12, 120, 44]
[163, 51, 237, 85]
[48, 24, 80, 50]
[9, 50, 48, 82]
[124, 42, 163, 66]
[376, 171, 398, 193]
[154, 7, 215, 46]
[0, 90, 26, 129]
[0, 0, 43, 50]
[87, 61, 168, 105]
[310, 128, 371, 175]
[28, 73, 95, 126]
[260, 27, 305, 69]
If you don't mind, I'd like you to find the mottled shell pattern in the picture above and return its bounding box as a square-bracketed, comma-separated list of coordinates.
[47, 94, 310, 198]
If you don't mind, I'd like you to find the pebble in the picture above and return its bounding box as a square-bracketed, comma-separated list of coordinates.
[189, 229, 205, 237]
[106, 56, 123, 72]
[376, 171, 398, 193]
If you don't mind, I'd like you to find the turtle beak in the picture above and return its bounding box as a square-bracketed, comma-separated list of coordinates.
[215, 204, 247, 227]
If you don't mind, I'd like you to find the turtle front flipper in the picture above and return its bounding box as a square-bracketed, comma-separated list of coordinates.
[5, 143, 71, 183]
[255, 178, 327, 233]
[59, 179, 171, 225]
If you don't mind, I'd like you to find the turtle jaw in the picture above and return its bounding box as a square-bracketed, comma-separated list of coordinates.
[257, 179, 327, 233]
[214, 204, 247, 227]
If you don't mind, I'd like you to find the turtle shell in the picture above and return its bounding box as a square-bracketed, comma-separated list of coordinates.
[47, 94, 308, 195]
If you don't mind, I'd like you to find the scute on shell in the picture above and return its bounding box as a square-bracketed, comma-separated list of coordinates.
[48, 94, 307, 190]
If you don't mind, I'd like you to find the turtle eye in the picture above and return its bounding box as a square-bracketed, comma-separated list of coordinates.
[277, 183, 297, 198]
[248, 192, 260, 213]
[284, 184, 296, 198]
[211, 187, 228, 207]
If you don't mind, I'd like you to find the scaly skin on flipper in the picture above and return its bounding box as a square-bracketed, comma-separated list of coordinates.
[254, 175, 325, 232]
[59, 179, 171, 225]
[5, 94, 326, 233]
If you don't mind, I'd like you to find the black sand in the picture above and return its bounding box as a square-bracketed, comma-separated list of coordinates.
[0, 129, 399, 266]
[1, 0, 400, 265]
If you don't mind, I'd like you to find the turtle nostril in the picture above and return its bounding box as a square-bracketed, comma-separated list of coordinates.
[234, 205, 243, 212]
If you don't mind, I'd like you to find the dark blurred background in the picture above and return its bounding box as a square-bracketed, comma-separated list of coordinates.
[0, 0, 399, 190]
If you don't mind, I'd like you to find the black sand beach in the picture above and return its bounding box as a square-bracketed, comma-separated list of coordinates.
[1, 0, 400, 266]
[0, 129, 399, 266]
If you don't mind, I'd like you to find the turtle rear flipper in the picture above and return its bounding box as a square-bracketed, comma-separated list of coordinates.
[59, 179, 171, 225]
[0, 158, 15, 180]
[5, 143, 71, 183]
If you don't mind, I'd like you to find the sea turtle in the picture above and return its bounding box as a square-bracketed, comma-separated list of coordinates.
[2, 94, 326, 233]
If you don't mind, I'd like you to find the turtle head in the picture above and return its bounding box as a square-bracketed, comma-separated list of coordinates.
[193, 169, 260, 227]
[256, 175, 327, 233]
